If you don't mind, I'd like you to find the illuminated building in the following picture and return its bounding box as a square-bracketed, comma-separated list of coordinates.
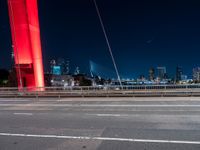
[176, 66, 183, 83]
[193, 67, 200, 82]
[149, 67, 155, 81]
[50, 59, 56, 74]
[53, 66, 61, 75]
[57, 58, 65, 75]
[157, 67, 166, 80]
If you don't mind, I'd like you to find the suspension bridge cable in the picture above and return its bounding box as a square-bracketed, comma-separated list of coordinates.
[92, 0, 122, 88]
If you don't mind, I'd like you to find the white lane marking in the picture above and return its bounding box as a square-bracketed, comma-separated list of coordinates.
[1, 104, 200, 107]
[0, 132, 200, 145]
[37, 99, 200, 102]
[96, 114, 122, 117]
[13, 113, 33, 116]
[63, 104, 200, 107]
[0, 100, 30, 102]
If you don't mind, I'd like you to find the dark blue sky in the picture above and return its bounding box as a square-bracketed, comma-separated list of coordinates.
[1, 0, 200, 78]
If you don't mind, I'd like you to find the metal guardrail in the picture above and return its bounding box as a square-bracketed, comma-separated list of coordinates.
[0, 84, 200, 98]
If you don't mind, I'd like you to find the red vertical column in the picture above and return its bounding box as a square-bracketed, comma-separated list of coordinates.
[7, 0, 44, 91]
[25, 0, 44, 90]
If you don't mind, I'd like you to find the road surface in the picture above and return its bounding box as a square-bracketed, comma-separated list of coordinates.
[0, 97, 200, 150]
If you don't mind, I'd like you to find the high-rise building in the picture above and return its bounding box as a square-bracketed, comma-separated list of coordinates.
[193, 67, 200, 82]
[50, 59, 56, 74]
[66, 60, 70, 74]
[57, 58, 65, 75]
[157, 67, 166, 80]
[176, 66, 183, 83]
[149, 68, 155, 81]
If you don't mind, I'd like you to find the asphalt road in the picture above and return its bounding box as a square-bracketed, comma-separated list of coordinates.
[0, 97, 200, 150]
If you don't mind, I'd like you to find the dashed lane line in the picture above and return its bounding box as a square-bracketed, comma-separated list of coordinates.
[13, 113, 33, 116]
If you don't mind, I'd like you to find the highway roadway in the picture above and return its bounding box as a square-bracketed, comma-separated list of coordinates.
[0, 97, 200, 150]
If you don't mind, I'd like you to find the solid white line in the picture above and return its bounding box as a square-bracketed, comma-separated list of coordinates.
[0, 132, 200, 145]
[1, 104, 200, 107]
[130, 109, 200, 112]
[66, 104, 200, 107]
[13, 113, 33, 116]
[0, 100, 30, 102]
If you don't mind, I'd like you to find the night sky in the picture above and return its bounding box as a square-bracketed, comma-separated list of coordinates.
[1, 0, 200, 79]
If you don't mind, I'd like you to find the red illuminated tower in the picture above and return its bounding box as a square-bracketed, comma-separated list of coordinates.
[7, 0, 44, 90]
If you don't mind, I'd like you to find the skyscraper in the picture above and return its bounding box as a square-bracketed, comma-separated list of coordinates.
[57, 58, 65, 75]
[50, 59, 56, 74]
[149, 67, 155, 81]
[66, 60, 70, 74]
[193, 67, 200, 83]
[176, 66, 183, 83]
[157, 67, 166, 80]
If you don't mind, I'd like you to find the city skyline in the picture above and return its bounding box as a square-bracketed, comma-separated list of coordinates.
[49, 58, 192, 81]
[1, 0, 200, 78]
